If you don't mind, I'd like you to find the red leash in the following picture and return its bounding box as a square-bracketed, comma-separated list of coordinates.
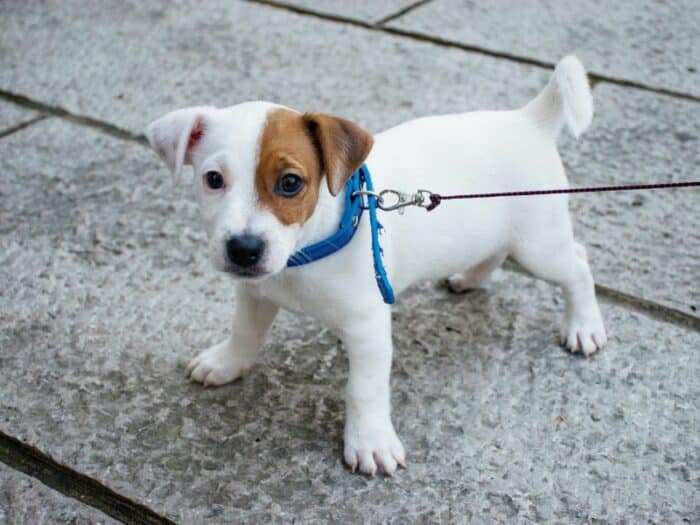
[425, 181, 700, 211]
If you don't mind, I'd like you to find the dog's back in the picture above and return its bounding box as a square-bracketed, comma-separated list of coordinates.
[369, 56, 594, 291]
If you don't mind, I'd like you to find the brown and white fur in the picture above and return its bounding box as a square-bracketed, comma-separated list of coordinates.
[146, 55, 606, 476]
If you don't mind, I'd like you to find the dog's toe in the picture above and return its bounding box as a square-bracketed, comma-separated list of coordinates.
[446, 273, 473, 294]
[344, 422, 405, 477]
[374, 450, 398, 476]
[562, 318, 607, 356]
[186, 342, 249, 386]
[358, 450, 377, 476]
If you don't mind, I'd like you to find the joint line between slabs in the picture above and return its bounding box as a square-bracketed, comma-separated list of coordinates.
[241, 0, 700, 104]
[0, 115, 48, 139]
[0, 431, 176, 525]
[375, 0, 436, 26]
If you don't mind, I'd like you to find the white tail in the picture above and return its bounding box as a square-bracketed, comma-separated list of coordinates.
[524, 55, 593, 138]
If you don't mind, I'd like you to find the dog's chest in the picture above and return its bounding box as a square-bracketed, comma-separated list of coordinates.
[249, 271, 323, 315]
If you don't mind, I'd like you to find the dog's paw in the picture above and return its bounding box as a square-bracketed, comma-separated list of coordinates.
[561, 312, 607, 356]
[446, 271, 480, 294]
[185, 341, 251, 387]
[344, 419, 406, 476]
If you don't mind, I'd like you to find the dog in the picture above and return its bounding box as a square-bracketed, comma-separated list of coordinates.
[146, 55, 606, 476]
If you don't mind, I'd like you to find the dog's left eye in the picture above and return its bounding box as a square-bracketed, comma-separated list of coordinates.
[275, 173, 304, 197]
[204, 170, 225, 190]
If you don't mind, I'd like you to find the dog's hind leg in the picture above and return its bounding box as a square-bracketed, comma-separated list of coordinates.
[511, 224, 606, 356]
[447, 253, 507, 293]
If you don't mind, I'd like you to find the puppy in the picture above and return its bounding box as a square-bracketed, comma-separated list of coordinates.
[146, 55, 606, 476]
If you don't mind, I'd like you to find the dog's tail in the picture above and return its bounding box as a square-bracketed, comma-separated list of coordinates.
[523, 55, 593, 139]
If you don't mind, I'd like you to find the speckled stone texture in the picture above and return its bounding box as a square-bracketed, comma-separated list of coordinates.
[0, 0, 694, 318]
[267, 0, 419, 23]
[1, 0, 699, 523]
[0, 101, 38, 133]
[0, 118, 698, 523]
[0, 0, 548, 134]
[0, 464, 118, 525]
[562, 84, 700, 319]
[390, 0, 700, 96]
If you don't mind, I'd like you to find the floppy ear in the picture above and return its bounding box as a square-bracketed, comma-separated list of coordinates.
[145, 106, 213, 184]
[303, 113, 374, 196]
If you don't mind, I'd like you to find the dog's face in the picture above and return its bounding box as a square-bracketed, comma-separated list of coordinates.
[146, 102, 373, 279]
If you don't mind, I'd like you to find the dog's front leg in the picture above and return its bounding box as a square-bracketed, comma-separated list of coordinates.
[186, 286, 278, 387]
[341, 308, 405, 476]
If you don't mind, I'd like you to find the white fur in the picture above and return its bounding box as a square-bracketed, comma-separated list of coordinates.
[523, 54, 593, 138]
[147, 55, 606, 476]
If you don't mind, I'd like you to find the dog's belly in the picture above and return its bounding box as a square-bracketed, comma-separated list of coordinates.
[385, 201, 509, 293]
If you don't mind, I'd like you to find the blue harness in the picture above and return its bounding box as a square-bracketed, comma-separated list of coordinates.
[286, 164, 395, 304]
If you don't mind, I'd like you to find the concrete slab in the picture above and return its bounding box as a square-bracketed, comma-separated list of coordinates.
[0, 101, 39, 134]
[1, 3, 695, 317]
[1, 118, 698, 523]
[561, 84, 700, 318]
[0, 464, 118, 525]
[0, 0, 548, 135]
[265, 0, 419, 23]
[389, 0, 700, 97]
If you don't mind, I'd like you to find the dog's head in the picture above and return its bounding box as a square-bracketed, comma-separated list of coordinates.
[146, 102, 373, 279]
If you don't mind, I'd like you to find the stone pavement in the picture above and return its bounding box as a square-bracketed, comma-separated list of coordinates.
[0, 1, 697, 523]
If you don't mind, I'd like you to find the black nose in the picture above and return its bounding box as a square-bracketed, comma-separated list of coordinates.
[226, 234, 265, 268]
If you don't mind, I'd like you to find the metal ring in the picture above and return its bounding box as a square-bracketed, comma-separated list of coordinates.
[352, 190, 384, 210]
[415, 189, 434, 207]
[352, 190, 383, 201]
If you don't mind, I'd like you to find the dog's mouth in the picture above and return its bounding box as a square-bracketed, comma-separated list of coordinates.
[220, 263, 278, 281]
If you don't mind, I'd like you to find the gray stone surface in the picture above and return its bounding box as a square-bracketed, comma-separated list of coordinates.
[0, 0, 548, 135]
[562, 84, 700, 318]
[390, 0, 700, 97]
[1, 118, 698, 523]
[268, 0, 419, 23]
[0, 101, 38, 134]
[0, 464, 118, 525]
[0, 1, 694, 319]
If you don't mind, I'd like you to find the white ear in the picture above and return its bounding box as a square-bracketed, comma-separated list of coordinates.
[145, 106, 214, 184]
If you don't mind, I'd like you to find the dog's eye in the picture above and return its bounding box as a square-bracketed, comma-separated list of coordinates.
[275, 173, 304, 197]
[204, 170, 225, 190]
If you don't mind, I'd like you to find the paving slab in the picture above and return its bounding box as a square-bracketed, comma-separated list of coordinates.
[0, 463, 118, 525]
[560, 84, 700, 318]
[0, 0, 548, 135]
[389, 0, 700, 97]
[1, 1, 696, 319]
[1, 118, 698, 523]
[0, 100, 39, 134]
[264, 0, 420, 23]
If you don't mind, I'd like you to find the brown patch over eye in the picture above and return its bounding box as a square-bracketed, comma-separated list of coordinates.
[256, 108, 374, 226]
[256, 108, 323, 226]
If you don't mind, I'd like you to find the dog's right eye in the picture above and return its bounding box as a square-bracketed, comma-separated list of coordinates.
[275, 173, 304, 198]
[204, 170, 225, 190]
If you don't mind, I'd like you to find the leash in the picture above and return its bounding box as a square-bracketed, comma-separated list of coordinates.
[289, 165, 698, 304]
[361, 181, 700, 213]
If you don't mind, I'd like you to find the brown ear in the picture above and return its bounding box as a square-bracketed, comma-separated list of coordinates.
[303, 113, 374, 196]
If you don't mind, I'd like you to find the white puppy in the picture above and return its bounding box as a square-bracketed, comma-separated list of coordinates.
[146, 55, 606, 476]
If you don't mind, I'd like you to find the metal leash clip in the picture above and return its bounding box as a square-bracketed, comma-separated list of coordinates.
[352, 189, 434, 214]
[376, 189, 433, 214]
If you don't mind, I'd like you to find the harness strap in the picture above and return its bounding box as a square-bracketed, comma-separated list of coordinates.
[362, 165, 395, 304]
[286, 170, 363, 267]
[286, 164, 395, 304]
